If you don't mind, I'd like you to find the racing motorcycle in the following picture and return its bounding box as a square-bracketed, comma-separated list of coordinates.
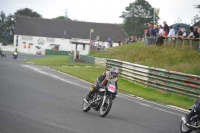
[13, 52, 18, 59]
[180, 105, 200, 133]
[82, 80, 117, 117]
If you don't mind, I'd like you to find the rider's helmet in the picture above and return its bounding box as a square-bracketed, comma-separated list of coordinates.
[110, 66, 119, 79]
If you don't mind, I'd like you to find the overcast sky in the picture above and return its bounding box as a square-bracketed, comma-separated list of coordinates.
[1, 0, 200, 26]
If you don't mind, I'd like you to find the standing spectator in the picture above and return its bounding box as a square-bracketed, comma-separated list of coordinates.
[154, 25, 158, 35]
[147, 24, 153, 44]
[108, 37, 113, 47]
[156, 25, 164, 45]
[197, 28, 200, 51]
[0, 47, 2, 57]
[143, 30, 148, 46]
[175, 27, 182, 36]
[131, 36, 135, 42]
[118, 39, 121, 46]
[168, 26, 175, 41]
[187, 26, 194, 38]
[179, 28, 187, 39]
[163, 21, 170, 37]
[193, 26, 199, 39]
[90, 40, 93, 51]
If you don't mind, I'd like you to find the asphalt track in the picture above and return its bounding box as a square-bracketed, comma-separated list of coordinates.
[0, 54, 189, 133]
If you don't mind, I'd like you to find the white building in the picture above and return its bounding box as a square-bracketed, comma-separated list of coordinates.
[13, 17, 128, 55]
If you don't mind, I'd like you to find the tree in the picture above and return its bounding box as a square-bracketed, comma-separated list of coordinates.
[53, 16, 71, 20]
[14, 8, 42, 18]
[53, 9, 71, 20]
[195, 4, 200, 10]
[0, 11, 8, 43]
[120, 0, 159, 37]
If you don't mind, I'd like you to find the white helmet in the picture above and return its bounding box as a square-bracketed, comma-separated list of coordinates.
[110, 66, 119, 78]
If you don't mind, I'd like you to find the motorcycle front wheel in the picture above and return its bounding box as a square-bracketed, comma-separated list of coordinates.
[82, 99, 91, 112]
[99, 97, 112, 117]
[180, 121, 192, 133]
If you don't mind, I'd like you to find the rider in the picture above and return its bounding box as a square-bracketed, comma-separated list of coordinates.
[184, 98, 200, 123]
[0, 48, 2, 57]
[13, 48, 18, 56]
[86, 66, 119, 101]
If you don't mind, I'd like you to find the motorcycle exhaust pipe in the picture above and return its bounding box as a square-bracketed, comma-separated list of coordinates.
[182, 117, 200, 129]
[186, 123, 200, 129]
[84, 98, 101, 106]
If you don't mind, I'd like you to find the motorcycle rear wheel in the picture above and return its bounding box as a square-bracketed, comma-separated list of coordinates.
[180, 121, 192, 133]
[99, 97, 112, 117]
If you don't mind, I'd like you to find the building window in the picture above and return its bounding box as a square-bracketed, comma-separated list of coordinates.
[21, 36, 33, 41]
[47, 38, 55, 43]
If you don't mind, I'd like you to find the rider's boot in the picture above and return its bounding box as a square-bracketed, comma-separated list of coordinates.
[185, 109, 196, 123]
[86, 91, 94, 102]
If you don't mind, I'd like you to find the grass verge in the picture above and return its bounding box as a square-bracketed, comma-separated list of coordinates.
[90, 42, 200, 75]
[24, 56, 95, 66]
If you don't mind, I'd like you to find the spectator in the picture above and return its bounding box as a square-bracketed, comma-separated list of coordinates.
[168, 26, 175, 41]
[175, 27, 181, 37]
[0, 47, 2, 57]
[179, 28, 187, 39]
[187, 26, 194, 38]
[147, 23, 155, 44]
[163, 21, 170, 36]
[143, 30, 148, 46]
[154, 25, 158, 35]
[193, 26, 199, 39]
[131, 36, 135, 42]
[126, 37, 131, 44]
[198, 28, 200, 35]
[108, 37, 113, 47]
[156, 25, 164, 45]
[118, 39, 121, 46]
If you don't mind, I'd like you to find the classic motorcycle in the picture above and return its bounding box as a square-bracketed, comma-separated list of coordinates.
[82, 80, 117, 117]
[180, 105, 200, 133]
[13, 52, 18, 59]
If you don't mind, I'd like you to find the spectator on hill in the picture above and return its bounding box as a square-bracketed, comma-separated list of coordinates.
[154, 25, 158, 35]
[187, 26, 194, 38]
[108, 37, 113, 47]
[179, 28, 187, 39]
[156, 25, 164, 45]
[143, 30, 148, 46]
[118, 39, 121, 46]
[0, 48, 2, 57]
[175, 27, 181, 37]
[168, 26, 175, 41]
[193, 26, 199, 39]
[163, 21, 170, 37]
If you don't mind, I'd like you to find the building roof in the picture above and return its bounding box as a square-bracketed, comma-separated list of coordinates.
[15, 16, 128, 42]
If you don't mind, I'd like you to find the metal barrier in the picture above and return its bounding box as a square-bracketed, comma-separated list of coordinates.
[107, 59, 200, 99]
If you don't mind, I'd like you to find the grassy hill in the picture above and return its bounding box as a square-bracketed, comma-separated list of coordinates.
[89, 42, 200, 75]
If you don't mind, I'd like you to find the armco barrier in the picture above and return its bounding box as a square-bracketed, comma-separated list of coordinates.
[107, 59, 200, 99]
[45, 49, 70, 55]
[80, 55, 95, 64]
[69, 55, 106, 66]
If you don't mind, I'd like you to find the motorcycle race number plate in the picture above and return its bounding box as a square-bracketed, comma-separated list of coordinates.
[108, 84, 116, 93]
